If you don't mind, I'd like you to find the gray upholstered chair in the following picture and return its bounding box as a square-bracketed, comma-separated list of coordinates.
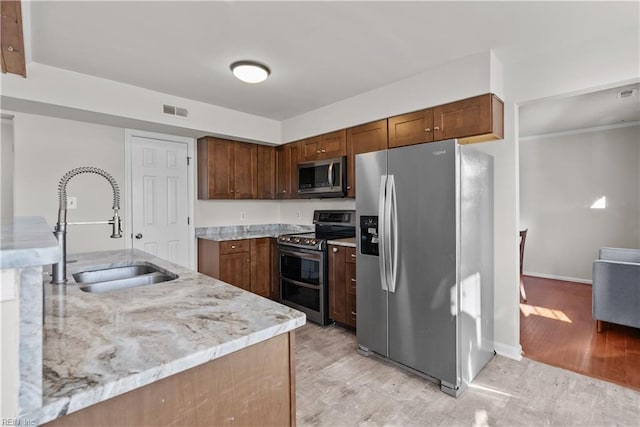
[592, 247, 640, 332]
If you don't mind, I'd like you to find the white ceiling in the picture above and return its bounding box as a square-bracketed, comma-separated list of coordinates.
[27, 1, 640, 121]
[520, 83, 640, 137]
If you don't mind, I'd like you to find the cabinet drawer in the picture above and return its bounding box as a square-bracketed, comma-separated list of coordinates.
[220, 239, 250, 254]
[346, 263, 356, 295]
[346, 293, 357, 328]
[346, 247, 357, 263]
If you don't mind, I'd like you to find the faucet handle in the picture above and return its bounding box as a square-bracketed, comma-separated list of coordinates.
[109, 212, 123, 238]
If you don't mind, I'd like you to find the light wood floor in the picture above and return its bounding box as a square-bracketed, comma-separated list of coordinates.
[520, 275, 640, 391]
[295, 322, 640, 426]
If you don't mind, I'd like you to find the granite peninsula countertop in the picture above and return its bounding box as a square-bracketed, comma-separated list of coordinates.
[29, 249, 305, 424]
[196, 223, 314, 241]
[0, 216, 60, 269]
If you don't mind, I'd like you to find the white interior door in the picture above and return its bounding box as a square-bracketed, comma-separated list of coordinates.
[130, 136, 190, 267]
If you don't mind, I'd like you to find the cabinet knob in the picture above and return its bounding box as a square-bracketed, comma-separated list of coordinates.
[283, 190, 287, 193]
[346, 186, 352, 190]
[434, 126, 440, 131]
[425, 128, 431, 132]
[316, 150, 321, 154]
[321, 149, 326, 153]
[231, 245, 236, 249]
[332, 247, 338, 253]
[135, 233, 143, 239]
[230, 189, 235, 193]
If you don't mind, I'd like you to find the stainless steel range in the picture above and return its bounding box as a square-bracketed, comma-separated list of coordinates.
[277, 210, 355, 325]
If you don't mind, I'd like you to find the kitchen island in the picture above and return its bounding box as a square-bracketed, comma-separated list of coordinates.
[28, 249, 305, 425]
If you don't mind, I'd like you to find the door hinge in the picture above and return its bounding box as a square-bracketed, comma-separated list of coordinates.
[187, 156, 191, 166]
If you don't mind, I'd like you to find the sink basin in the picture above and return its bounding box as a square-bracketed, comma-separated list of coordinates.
[72, 263, 178, 293]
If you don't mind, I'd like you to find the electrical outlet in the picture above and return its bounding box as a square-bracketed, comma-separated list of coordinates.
[296, 211, 301, 219]
[240, 211, 247, 220]
[67, 196, 78, 209]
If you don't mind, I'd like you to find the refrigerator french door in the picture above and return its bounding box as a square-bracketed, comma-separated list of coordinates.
[356, 139, 494, 396]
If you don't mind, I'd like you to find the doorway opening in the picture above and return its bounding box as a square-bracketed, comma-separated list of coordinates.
[518, 82, 640, 390]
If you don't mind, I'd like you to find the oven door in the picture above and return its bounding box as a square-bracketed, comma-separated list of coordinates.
[279, 246, 328, 325]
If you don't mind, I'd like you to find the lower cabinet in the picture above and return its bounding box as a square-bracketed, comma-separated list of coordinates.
[198, 237, 277, 298]
[328, 245, 357, 328]
[43, 332, 297, 427]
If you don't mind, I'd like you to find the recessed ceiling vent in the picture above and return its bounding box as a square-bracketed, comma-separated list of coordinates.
[617, 89, 637, 99]
[162, 104, 188, 118]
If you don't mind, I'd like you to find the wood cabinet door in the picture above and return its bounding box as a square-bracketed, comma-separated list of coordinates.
[299, 137, 322, 162]
[321, 129, 347, 158]
[257, 145, 275, 199]
[328, 245, 346, 323]
[345, 262, 357, 328]
[388, 109, 434, 148]
[433, 94, 497, 141]
[288, 143, 299, 199]
[250, 238, 271, 297]
[346, 120, 388, 198]
[233, 142, 257, 199]
[197, 138, 234, 199]
[220, 252, 251, 291]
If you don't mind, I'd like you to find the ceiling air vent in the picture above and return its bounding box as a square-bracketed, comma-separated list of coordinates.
[617, 89, 637, 99]
[162, 104, 188, 118]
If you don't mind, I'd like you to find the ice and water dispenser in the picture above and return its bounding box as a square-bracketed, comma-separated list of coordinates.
[360, 216, 379, 256]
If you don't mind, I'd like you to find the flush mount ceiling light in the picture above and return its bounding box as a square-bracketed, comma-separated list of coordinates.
[230, 61, 270, 84]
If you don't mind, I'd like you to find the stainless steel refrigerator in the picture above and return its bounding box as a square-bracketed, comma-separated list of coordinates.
[356, 139, 494, 397]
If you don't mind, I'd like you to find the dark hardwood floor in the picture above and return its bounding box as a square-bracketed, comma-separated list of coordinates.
[520, 275, 640, 391]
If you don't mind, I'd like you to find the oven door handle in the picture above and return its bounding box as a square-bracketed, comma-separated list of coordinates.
[279, 249, 322, 262]
[281, 277, 321, 290]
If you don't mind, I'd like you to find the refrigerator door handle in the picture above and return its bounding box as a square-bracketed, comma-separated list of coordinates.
[328, 162, 334, 188]
[388, 175, 399, 293]
[384, 174, 393, 291]
[378, 175, 388, 291]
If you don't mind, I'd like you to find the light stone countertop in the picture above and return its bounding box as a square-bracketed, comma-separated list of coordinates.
[327, 237, 357, 248]
[0, 216, 60, 269]
[196, 223, 314, 241]
[28, 249, 305, 425]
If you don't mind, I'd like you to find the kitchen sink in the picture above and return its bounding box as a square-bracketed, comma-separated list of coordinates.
[72, 263, 178, 293]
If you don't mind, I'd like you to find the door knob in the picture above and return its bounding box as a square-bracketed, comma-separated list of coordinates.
[135, 233, 143, 239]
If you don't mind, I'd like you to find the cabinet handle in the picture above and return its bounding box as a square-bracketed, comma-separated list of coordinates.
[346, 186, 352, 189]
[316, 150, 321, 154]
[283, 190, 287, 193]
[332, 247, 338, 253]
[230, 189, 235, 193]
[434, 126, 440, 131]
[351, 311, 357, 316]
[321, 149, 326, 153]
[425, 128, 431, 132]
[350, 278, 356, 282]
[350, 253, 356, 258]
[231, 245, 236, 249]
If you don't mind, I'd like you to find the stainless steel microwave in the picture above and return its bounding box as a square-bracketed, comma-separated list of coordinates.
[297, 156, 346, 198]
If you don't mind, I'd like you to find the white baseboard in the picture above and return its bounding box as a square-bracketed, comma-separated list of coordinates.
[494, 341, 523, 361]
[523, 271, 592, 285]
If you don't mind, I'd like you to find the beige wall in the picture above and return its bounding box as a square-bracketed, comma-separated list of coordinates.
[1, 116, 15, 224]
[12, 113, 126, 254]
[520, 124, 640, 282]
[0, 269, 19, 419]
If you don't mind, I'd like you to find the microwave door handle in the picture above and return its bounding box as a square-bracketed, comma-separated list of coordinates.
[328, 162, 334, 188]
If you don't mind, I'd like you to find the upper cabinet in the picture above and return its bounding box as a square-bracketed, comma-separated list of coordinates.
[256, 145, 276, 199]
[299, 130, 347, 162]
[433, 93, 504, 144]
[346, 119, 388, 198]
[198, 137, 257, 199]
[388, 93, 504, 148]
[275, 142, 299, 199]
[388, 109, 434, 148]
